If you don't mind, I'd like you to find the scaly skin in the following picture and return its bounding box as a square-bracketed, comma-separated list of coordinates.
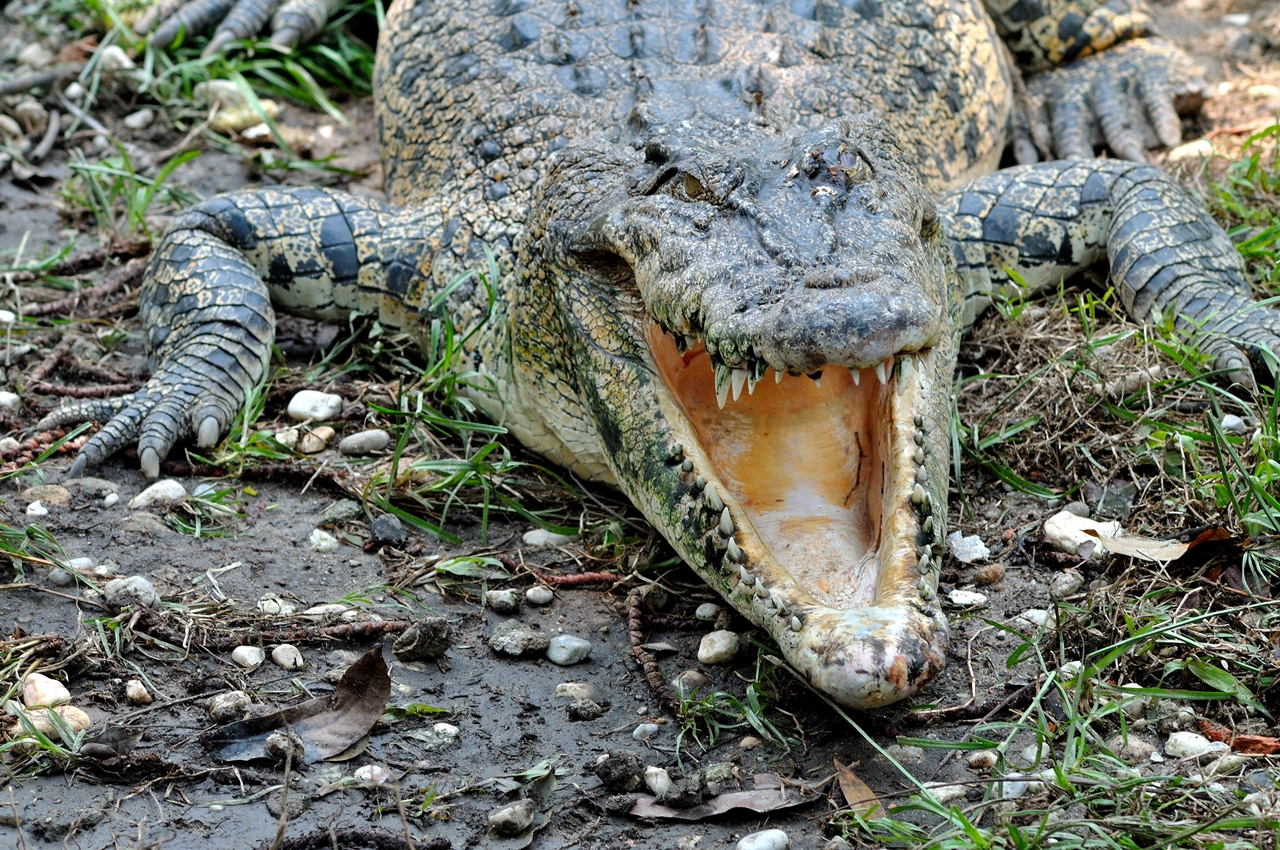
[44, 0, 1280, 709]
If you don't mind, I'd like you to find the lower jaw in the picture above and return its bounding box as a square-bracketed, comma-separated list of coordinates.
[645, 330, 950, 707]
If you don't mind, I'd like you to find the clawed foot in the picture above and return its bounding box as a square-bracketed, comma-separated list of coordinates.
[134, 0, 341, 54]
[1022, 39, 1209, 162]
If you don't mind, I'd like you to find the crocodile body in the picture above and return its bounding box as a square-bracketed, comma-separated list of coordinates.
[44, 0, 1280, 708]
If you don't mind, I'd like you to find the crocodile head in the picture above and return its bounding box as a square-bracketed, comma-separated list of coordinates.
[529, 114, 958, 708]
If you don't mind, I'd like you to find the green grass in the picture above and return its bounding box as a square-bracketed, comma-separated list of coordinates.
[60, 143, 201, 240]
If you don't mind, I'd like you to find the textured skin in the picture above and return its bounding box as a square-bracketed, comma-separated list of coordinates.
[47, 0, 1280, 708]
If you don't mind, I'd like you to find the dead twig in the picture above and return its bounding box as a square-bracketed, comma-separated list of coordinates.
[131, 606, 413, 652]
[28, 110, 60, 164]
[25, 336, 75, 385]
[626, 587, 679, 717]
[24, 256, 148, 318]
[11, 240, 149, 284]
[527, 567, 623, 586]
[28, 381, 136, 397]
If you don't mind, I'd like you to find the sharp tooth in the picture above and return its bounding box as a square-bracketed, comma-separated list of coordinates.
[790, 616, 802, 632]
[731, 368, 747, 401]
[746, 369, 757, 395]
[681, 458, 693, 472]
[898, 354, 914, 386]
[875, 359, 888, 384]
[911, 483, 925, 504]
[726, 537, 741, 561]
[851, 369, 860, 386]
[704, 481, 724, 512]
[719, 507, 734, 536]
[715, 364, 730, 409]
[775, 369, 783, 384]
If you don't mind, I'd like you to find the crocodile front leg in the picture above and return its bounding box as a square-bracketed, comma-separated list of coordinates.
[943, 159, 1276, 385]
[42, 187, 437, 478]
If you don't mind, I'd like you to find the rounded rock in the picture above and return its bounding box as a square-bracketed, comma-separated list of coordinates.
[1050, 570, 1085, 598]
[947, 589, 987, 608]
[370, 514, 408, 547]
[309, 528, 340, 553]
[592, 750, 644, 791]
[124, 679, 151, 705]
[97, 45, 135, 71]
[487, 589, 520, 614]
[392, 616, 453, 661]
[257, 594, 296, 616]
[102, 493, 120, 508]
[123, 108, 154, 129]
[354, 764, 391, 785]
[231, 646, 266, 668]
[1221, 414, 1249, 436]
[632, 723, 661, 741]
[338, 429, 391, 456]
[488, 799, 536, 836]
[46, 567, 74, 587]
[129, 480, 187, 509]
[302, 603, 348, 619]
[644, 766, 672, 796]
[967, 750, 998, 771]
[23, 672, 70, 708]
[522, 528, 574, 548]
[287, 390, 344, 422]
[103, 575, 160, 610]
[208, 690, 251, 723]
[23, 484, 70, 507]
[264, 729, 305, 763]
[525, 585, 555, 606]
[26, 501, 47, 517]
[737, 829, 790, 850]
[546, 634, 592, 666]
[271, 644, 305, 671]
[488, 620, 550, 656]
[297, 432, 327, 454]
[695, 602, 722, 620]
[673, 669, 710, 696]
[697, 630, 740, 664]
[555, 682, 605, 703]
[0, 391, 21, 414]
[1165, 731, 1217, 759]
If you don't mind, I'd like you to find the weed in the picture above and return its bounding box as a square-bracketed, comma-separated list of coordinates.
[60, 144, 201, 241]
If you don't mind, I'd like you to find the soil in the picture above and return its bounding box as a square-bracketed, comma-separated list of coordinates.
[2, 2, 1280, 848]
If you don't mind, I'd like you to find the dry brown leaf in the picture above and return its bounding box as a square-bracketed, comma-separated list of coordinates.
[834, 758, 880, 815]
[628, 773, 819, 820]
[1083, 527, 1228, 564]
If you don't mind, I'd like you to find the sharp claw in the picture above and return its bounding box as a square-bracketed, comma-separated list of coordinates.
[140, 447, 161, 479]
[197, 416, 221, 448]
[67, 455, 87, 480]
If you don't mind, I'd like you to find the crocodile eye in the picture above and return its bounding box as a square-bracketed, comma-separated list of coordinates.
[682, 172, 707, 198]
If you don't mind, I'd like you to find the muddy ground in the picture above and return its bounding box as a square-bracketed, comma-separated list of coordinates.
[2, 1, 1280, 848]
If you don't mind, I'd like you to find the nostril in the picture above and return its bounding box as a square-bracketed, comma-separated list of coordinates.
[803, 265, 881, 288]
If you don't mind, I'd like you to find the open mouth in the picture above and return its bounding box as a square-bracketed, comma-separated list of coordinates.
[646, 322, 928, 614]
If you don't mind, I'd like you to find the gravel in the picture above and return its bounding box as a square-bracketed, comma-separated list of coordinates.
[697, 630, 740, 664]
[128, 479, 187, 508]
[487, 589, 520, 614]
[370, 514, 408, 547]
[546, 634, 592, 665]
[103, 575, 160, 610]
[525, 585, 555, 606]
[737, 829, 790, 850]
[338, 428, 391, 455]
[287, 390, 344, 421]
[488, 621, 550, 656]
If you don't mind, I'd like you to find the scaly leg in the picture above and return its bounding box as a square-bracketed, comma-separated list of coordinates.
[942, 158, 1275, 385]
[139, 0, 343, 52]
[42, 187, 436, 478]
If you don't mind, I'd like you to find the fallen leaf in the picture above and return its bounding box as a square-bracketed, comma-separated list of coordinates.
[202, 648, 390, 763]
[1082, 527, 1229, 565]
[629, 773, 820, 820]
[834, 759, 880, 815]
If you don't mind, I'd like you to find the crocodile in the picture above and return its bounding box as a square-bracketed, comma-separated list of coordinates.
[39, 0, 1280, 709]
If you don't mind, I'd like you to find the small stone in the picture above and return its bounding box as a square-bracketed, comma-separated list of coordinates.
[1248, 83, 1280, 100]
[231, 646, 265, 668]
[271, 644, 304, 671]
[737, 828, 790, 850]
[319, 499, 362, 524]
[739, 735, 763, 750]
[1221, 414, 1250, 436]
[824, 840, 853, 850]
[1051, 570, 1085, 598]
[265, 786, 309, 818]
[697, 630, 740, 664]
[309, 528, 340, 553]
[639, 642, 678, 654]
[17, 43, 54, 68]
[257, 594, 296, 615]
[264, 729, 305, 763]
[124, 680, 151, 705]
[123, 108, 154, 129]
[547, 634, 592, 666]
[1107, 734, 1156, 765]
[885, 744, 925, 765]
[967, 750, 998, 771]
[64, 81, 85, 100]
[23, 673, 70, 708]
[998, 774, 1029, 799]
[297, 432, 327, 454]
[208, 690, 251, 723]
[1207, 753, 1249, 775]
[1166, 138, 1215, 162]
[522, 528, 574, 547]
[53, 705, 91, 732]
[26, 501, 47, 517]
[1015, 608, 1056, 631]
[488, 620, 550, 656]
[567, 698, 605, 720]
[488, 799, 536, 836]
[645, 766, 672, 796]
[555, 682, 605, 703]
[392, 616, 452, 660]
[338, 429, 391, 455]
[525, 585, 555, 606]
[924, 781, 966, 804]
[422, 722, 460, 748]
[103, 575, 159, 609]
[972, 564, 1005, 585]
[658, 772, 707, 807]
[487, 589, 520, 614]
[22, 485, 69, 508]
[0, 391, 21, 414]
[370, 514, 408, 547]
[46, 567, 74, 586]
[695, 602, 722, 620]
[947, 530, 990, 563]
[673, 670, 710, 698]
[632, 723, 661, 741]
[65, 557, 94, 571]
[301, 603, 348, 619]
[593, 750, 644, 791]
[947, 589, 987, 607]
[129, 480, 186, 509]
[275, 428, 299, 449]
[102, 493, 120, 508]
[1165, 731, 1219, 759]
[1018, 743, 1051, 766]
[1043, 510, 1121, 557]
[287, 390, 344, 421]
[194, 79, 245, 107]
[354, 765, 391, 785]
[97, 45, 136, 71]
[0, 436, 20, 453]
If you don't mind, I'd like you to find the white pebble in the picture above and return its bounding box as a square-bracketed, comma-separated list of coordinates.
[354, 765, 391, 785]
[947, 530, 990, 563]
[1221, 414, 1249, 435]
[695, 602, 722, 620]
[271, 644, 305, 671]
[124, 679, 151, 705]
[274, 428, 299, 449]
[947, 589, 987, 607]
[22, 672, 69, 707]
[301, 603, 348, 619]
[425, 722, 460, 747]
[737, 828, 790, 850]
[46, 567, 74, 586]
[1050, 570, 1085, 598]
[309, 528, 339, 553]
[546, 634, 592, 666]
[633, 723, 661, 741]
[123, 108, 154, 129]
[257, 594, 296, 615]
[66, 557, 94, 571]
[1018, 742, 1051, 766]
[644, 766, 672, 796]
[129, 479, 186, 509]
[1165, 731, 1218, 759]
[231, 646, 265, 668]
[522, 528, 574, 548]
[97, 45, 136, 71]
[194, 80, 245, 107]
[998, 774, 1029, 799]
[488, 799, 535, 836]
[0, 391, 21, 413]
[525, 585, 554, 606]
[1015, 608, 1056, 631]
[102, 493, 120, 508]
[103, 575, 159, 609]
[1043, 510, 1121, 557]
[697, 630, 740, 664]
[64, 81, 85, 100]
[337, 429, 391, 456]
[17, 43, 54, 68]
[0, 437, 19, 452]
[25, 501, 47, 517]
[967, 750, 998, 771]
[287, 390, 344, 422]
[924, 781, 966, 804]
[486, 589, 520, 614]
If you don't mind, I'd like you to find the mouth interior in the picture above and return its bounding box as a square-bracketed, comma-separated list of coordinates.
[647, 325, 891, 610]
